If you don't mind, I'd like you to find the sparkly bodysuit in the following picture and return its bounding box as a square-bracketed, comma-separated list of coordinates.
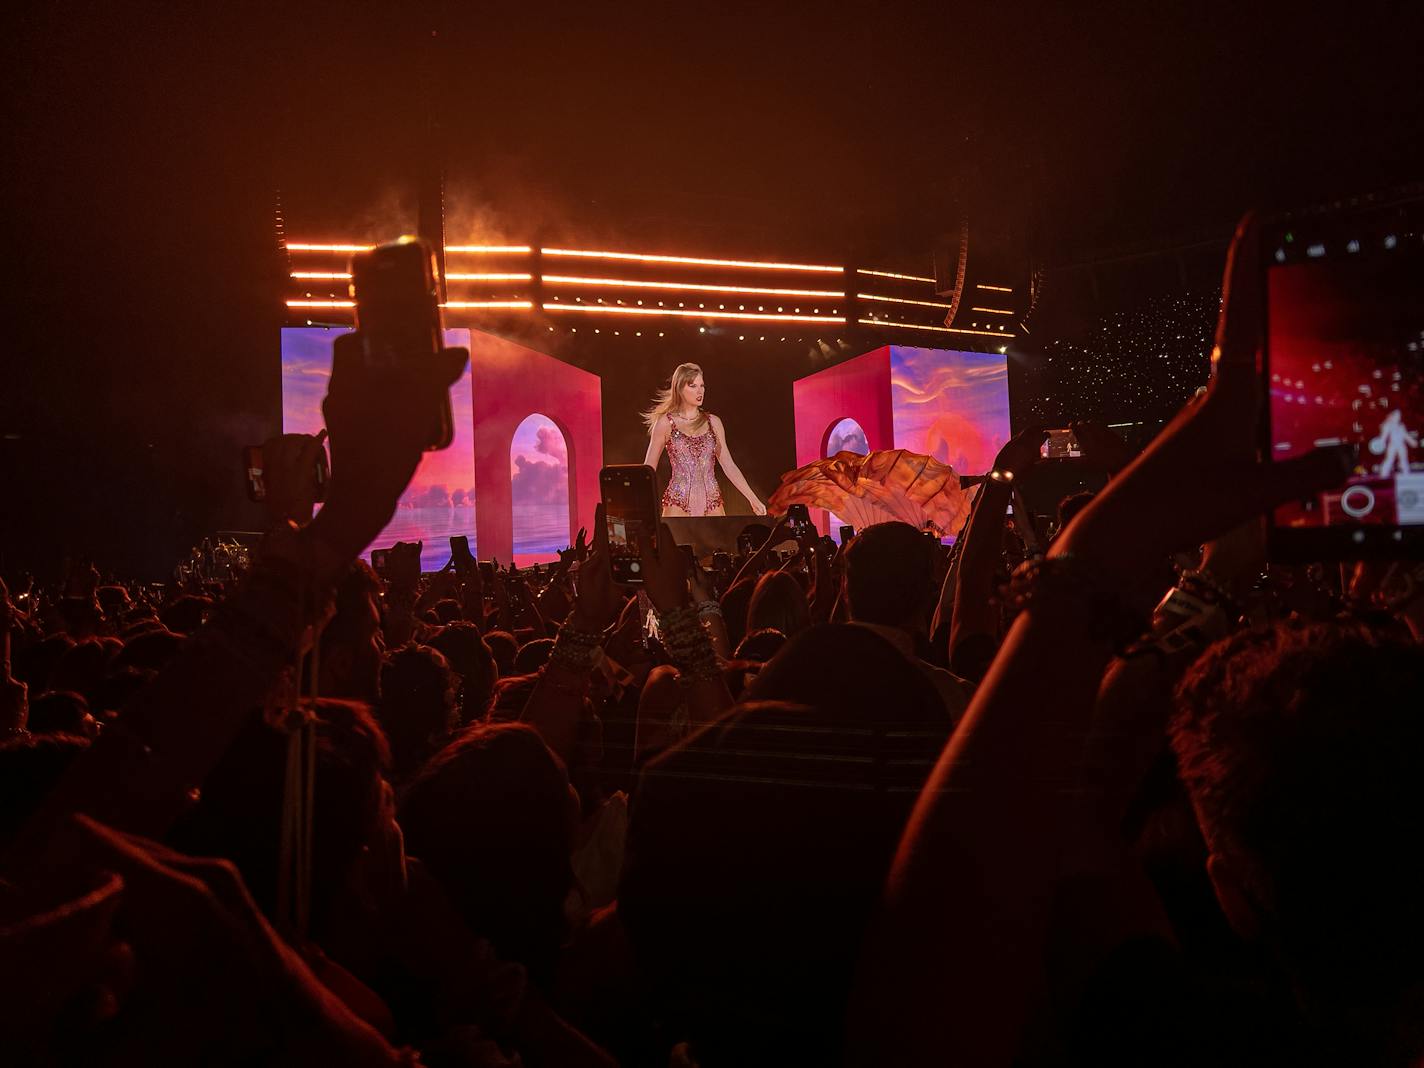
[661, 413, 723, 515]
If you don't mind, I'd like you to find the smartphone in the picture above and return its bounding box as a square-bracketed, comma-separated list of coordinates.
[600, 465, 660, 585]
[787, 502, 813, 538]
[1041, 428, 1081, 459]
[838, 524, 855, 543]
[449, 535, 474, 570]
[736, 532, 756, 557]
[312, 440, 329, 503]
[679, 544, 698, 572]
[1262, 194, 1424, 560]
[243, 446, 265, 502]
[244, 440, 329, 504]
[349, 236, 453, 451]
[478, 560, 495, 583]
[370, 548, 390, 577]
[712, 551, 733, 574]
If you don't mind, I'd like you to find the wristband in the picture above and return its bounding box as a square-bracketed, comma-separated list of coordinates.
[694, 599, 723, 620]
[659, 604, 723, 682]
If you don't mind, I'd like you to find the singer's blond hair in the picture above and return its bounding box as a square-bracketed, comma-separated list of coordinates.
[642, 363, 708, 435]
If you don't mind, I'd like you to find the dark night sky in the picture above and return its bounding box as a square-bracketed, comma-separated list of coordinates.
[3, 1, 1421, 574]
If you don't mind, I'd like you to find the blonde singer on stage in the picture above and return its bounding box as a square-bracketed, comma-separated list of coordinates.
[643, 362, 767, 517]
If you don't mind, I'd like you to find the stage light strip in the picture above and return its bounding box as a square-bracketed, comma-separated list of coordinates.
[544, 302, 844, 324]
[858, 317, 1010, 337]
[446, 272, 532, 281]
[287, 243, 371, 253]
[286, 300, 532, 310]
[857, 267, 936, 283]
[976, 283, 1013, 292]
[446, 245, 532, 254]
[541, 247, 841, 273]
[857, 292, 954, 309]
[544, 274, 841, 299]
[970, 306, 1014, 314]
[293, 271, 530, 282]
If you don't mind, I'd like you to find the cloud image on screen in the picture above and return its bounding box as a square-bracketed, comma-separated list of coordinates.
[280, 327, 475, 571]
[510, 413, 572, 561]
[826, 417, 870, 457]
[890, 347, 1010, 475]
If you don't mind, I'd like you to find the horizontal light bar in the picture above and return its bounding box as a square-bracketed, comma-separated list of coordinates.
[858, 292, 954, 309]
[542, 247, 841, 273]
[545, 302, 844, 324]
[857, 267, 935, 283]
[445, 272, 532, 281]
[544, 274, 841, 299]
[287, 300, 531, 311]
[287, 243, 371, 253]
[858, 317, 1010, 338]
[976, 283, 1013, 292]
[970, 306, 1014, 314]
[292, 271, 352, 280]
[445, 245, 532, 254]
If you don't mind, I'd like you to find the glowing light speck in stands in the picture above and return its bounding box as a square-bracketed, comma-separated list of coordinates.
[543, 274, 842, 299]
[970, 307, 1014, 315]
[976, 283, 1013, 292]
[544, 303, 844, 324]
[858, 293, 954, 310]
[856, 268, 936, 283]
[857, 317, 1009, 337]
[541, 248, 841, 273]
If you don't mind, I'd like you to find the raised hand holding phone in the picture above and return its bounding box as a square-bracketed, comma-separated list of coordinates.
[1054, 214, 1351, 589]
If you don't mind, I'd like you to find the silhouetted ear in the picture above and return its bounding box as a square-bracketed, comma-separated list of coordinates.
[1206, 850, 1262, 940]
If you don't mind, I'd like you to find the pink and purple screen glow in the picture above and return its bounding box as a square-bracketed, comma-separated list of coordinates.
[508, 414, 571, 564]
[889, 346, 1011, 475]
[280, 328, 579, 568]
[281, 327, 476, 572]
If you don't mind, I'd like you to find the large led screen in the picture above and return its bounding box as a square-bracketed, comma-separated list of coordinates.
[280, 327, 475, 572]
[889, 346, 1011, 476]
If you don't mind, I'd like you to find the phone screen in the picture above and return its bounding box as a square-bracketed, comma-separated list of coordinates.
[1041, 429, 1081, 459]
[1265, 206, 1423, 557]
[601, 465, 659, 584]
[243, 446, 265, 503]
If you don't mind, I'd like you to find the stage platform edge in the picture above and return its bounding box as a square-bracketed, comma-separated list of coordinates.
[663, 515, 774, 557]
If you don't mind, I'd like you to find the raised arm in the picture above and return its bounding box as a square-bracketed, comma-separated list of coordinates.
[947, 428, 1045, 681]
[643, 416, 671, 470]
[710, 414, 766, 515]
[850, 215, 1352, 1065]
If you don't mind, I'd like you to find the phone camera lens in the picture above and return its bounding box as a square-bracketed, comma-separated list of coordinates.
[630, 561, 641, 572]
